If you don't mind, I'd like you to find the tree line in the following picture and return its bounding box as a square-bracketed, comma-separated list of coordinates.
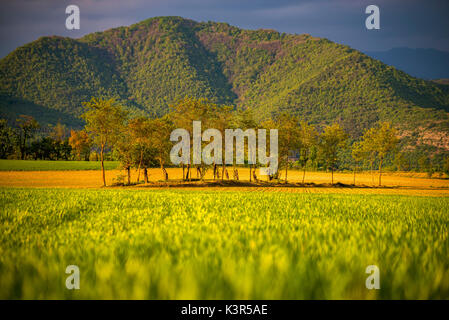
[1, 96, 449, 186]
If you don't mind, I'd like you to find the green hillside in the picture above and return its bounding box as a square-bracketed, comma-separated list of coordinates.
[1, 16, 449, 150]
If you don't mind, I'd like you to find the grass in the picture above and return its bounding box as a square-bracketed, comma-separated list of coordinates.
[0, 159, 119, 171]
[1, 188, 448, 299]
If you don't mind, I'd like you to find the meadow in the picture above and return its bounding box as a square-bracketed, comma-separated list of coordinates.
[1, 188, 448, 299]
[0, 159, 119, 171]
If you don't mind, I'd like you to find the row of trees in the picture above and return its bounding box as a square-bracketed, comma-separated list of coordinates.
[2, 97, 449, 186]
[0, 116, 75, 161]
[79, 97, 401, 186]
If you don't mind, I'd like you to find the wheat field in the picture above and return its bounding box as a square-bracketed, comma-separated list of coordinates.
[1, 188, 448, 299]
[1, 165, 448, 299]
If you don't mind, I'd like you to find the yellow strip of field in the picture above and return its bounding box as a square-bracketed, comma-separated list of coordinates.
[0, 168, 448, 196]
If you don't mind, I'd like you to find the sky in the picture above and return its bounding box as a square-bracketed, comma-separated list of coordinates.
[0, 0, 448, 58]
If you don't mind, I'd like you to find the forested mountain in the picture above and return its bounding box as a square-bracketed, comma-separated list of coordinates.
[1, 16, 449, 153]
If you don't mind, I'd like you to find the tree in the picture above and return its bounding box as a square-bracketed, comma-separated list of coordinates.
[237, 109, 259, 182]
[127, 117, 158, 183]
[50, 122, 68, 143]
[210, 104, 234, 181]
[393, 152, 407, 172]
[29, 137, 55, 160]
[69, 130, 92, 161]
[298, 121, 318, 184]
[260, 118, 277, 182]
[418, 155, 434, 178]
[170, 97, 214, 181]
[0, 120, 15, 159]
[358, 128, 377, 184]
[128, 117, 152, 182]
[139, 145, 157, 183]
[351, 141, 366, 185]
[273, 114, 300, 183]
[81, 98, 127, 186]
[114, 126, 135, 185]
[443, 157, 449, 177]
[150, 117, 173, 181]
[16, 115, 39, 160]
[371, 122, 399, 186]
[318, 123, 348, 185]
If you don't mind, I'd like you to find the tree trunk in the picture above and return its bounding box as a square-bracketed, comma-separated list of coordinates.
[353, 165, 356, 185]
[21, 134, 26, 160]
[222, 165, 225, 181]
[127, 167, 131, 185]
[285, 154, 288, 183]
[302, 166, 306, 184]
[379, 158, 383, 186]
[160, 160, 168, 181]
[137, 150, 143, 182]
[331, 167, 334, 185]
[100, 144, 106, 186]
[249, 165, 252, 182]
[182, 164, 185, 181]
[144, 167, 148, 183]
[186, 164, 190, 181]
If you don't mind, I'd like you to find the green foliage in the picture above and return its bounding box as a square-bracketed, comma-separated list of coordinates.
[81, 98, 128, 150]
[69, 129, 92, 161]
[1, 17, 449, 166]
[81, 97, 128, 185]
[318, 123, 348, 182]
[393, 152, 408, 171]
[1, 17, 448, 139]
[1, 188, 448, 299]
[297, 122, 318, 168]
[15, 115, 39, 159]
[356, 122, 399, 185]
[0, 159, 119, 171]
[0, 119, 15, 158]
[0, 37, 129, 119]
[443, 157, 449, 176]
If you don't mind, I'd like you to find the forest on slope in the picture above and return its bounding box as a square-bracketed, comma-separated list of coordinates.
[1, 16, 449, 157]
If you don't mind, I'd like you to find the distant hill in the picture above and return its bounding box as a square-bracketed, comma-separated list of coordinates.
[1, 16, 449, 155]
[366, 48, 449, 80]
[433, 79, 449, 85]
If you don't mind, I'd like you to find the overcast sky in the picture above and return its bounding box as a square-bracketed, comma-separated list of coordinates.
[1, 0, 448, 57]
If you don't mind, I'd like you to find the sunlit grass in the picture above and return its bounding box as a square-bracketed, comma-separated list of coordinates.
[0, 159, 119, 171]
[1, 188, 448, 299]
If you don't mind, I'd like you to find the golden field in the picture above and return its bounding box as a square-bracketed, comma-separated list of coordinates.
[1, 166, 449, 299]
[0, 168, 448, 196]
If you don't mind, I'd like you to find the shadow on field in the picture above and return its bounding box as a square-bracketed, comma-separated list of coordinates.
[110, 179, 402, 189]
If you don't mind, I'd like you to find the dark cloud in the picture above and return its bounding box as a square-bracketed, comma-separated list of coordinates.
[0, 0, 448, 57]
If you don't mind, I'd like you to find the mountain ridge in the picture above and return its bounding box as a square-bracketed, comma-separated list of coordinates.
[1, 16, 449, 153]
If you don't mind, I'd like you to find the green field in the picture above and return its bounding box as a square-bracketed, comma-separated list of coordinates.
[1, 188, 448, 299]
[0, 160, 119, 171]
